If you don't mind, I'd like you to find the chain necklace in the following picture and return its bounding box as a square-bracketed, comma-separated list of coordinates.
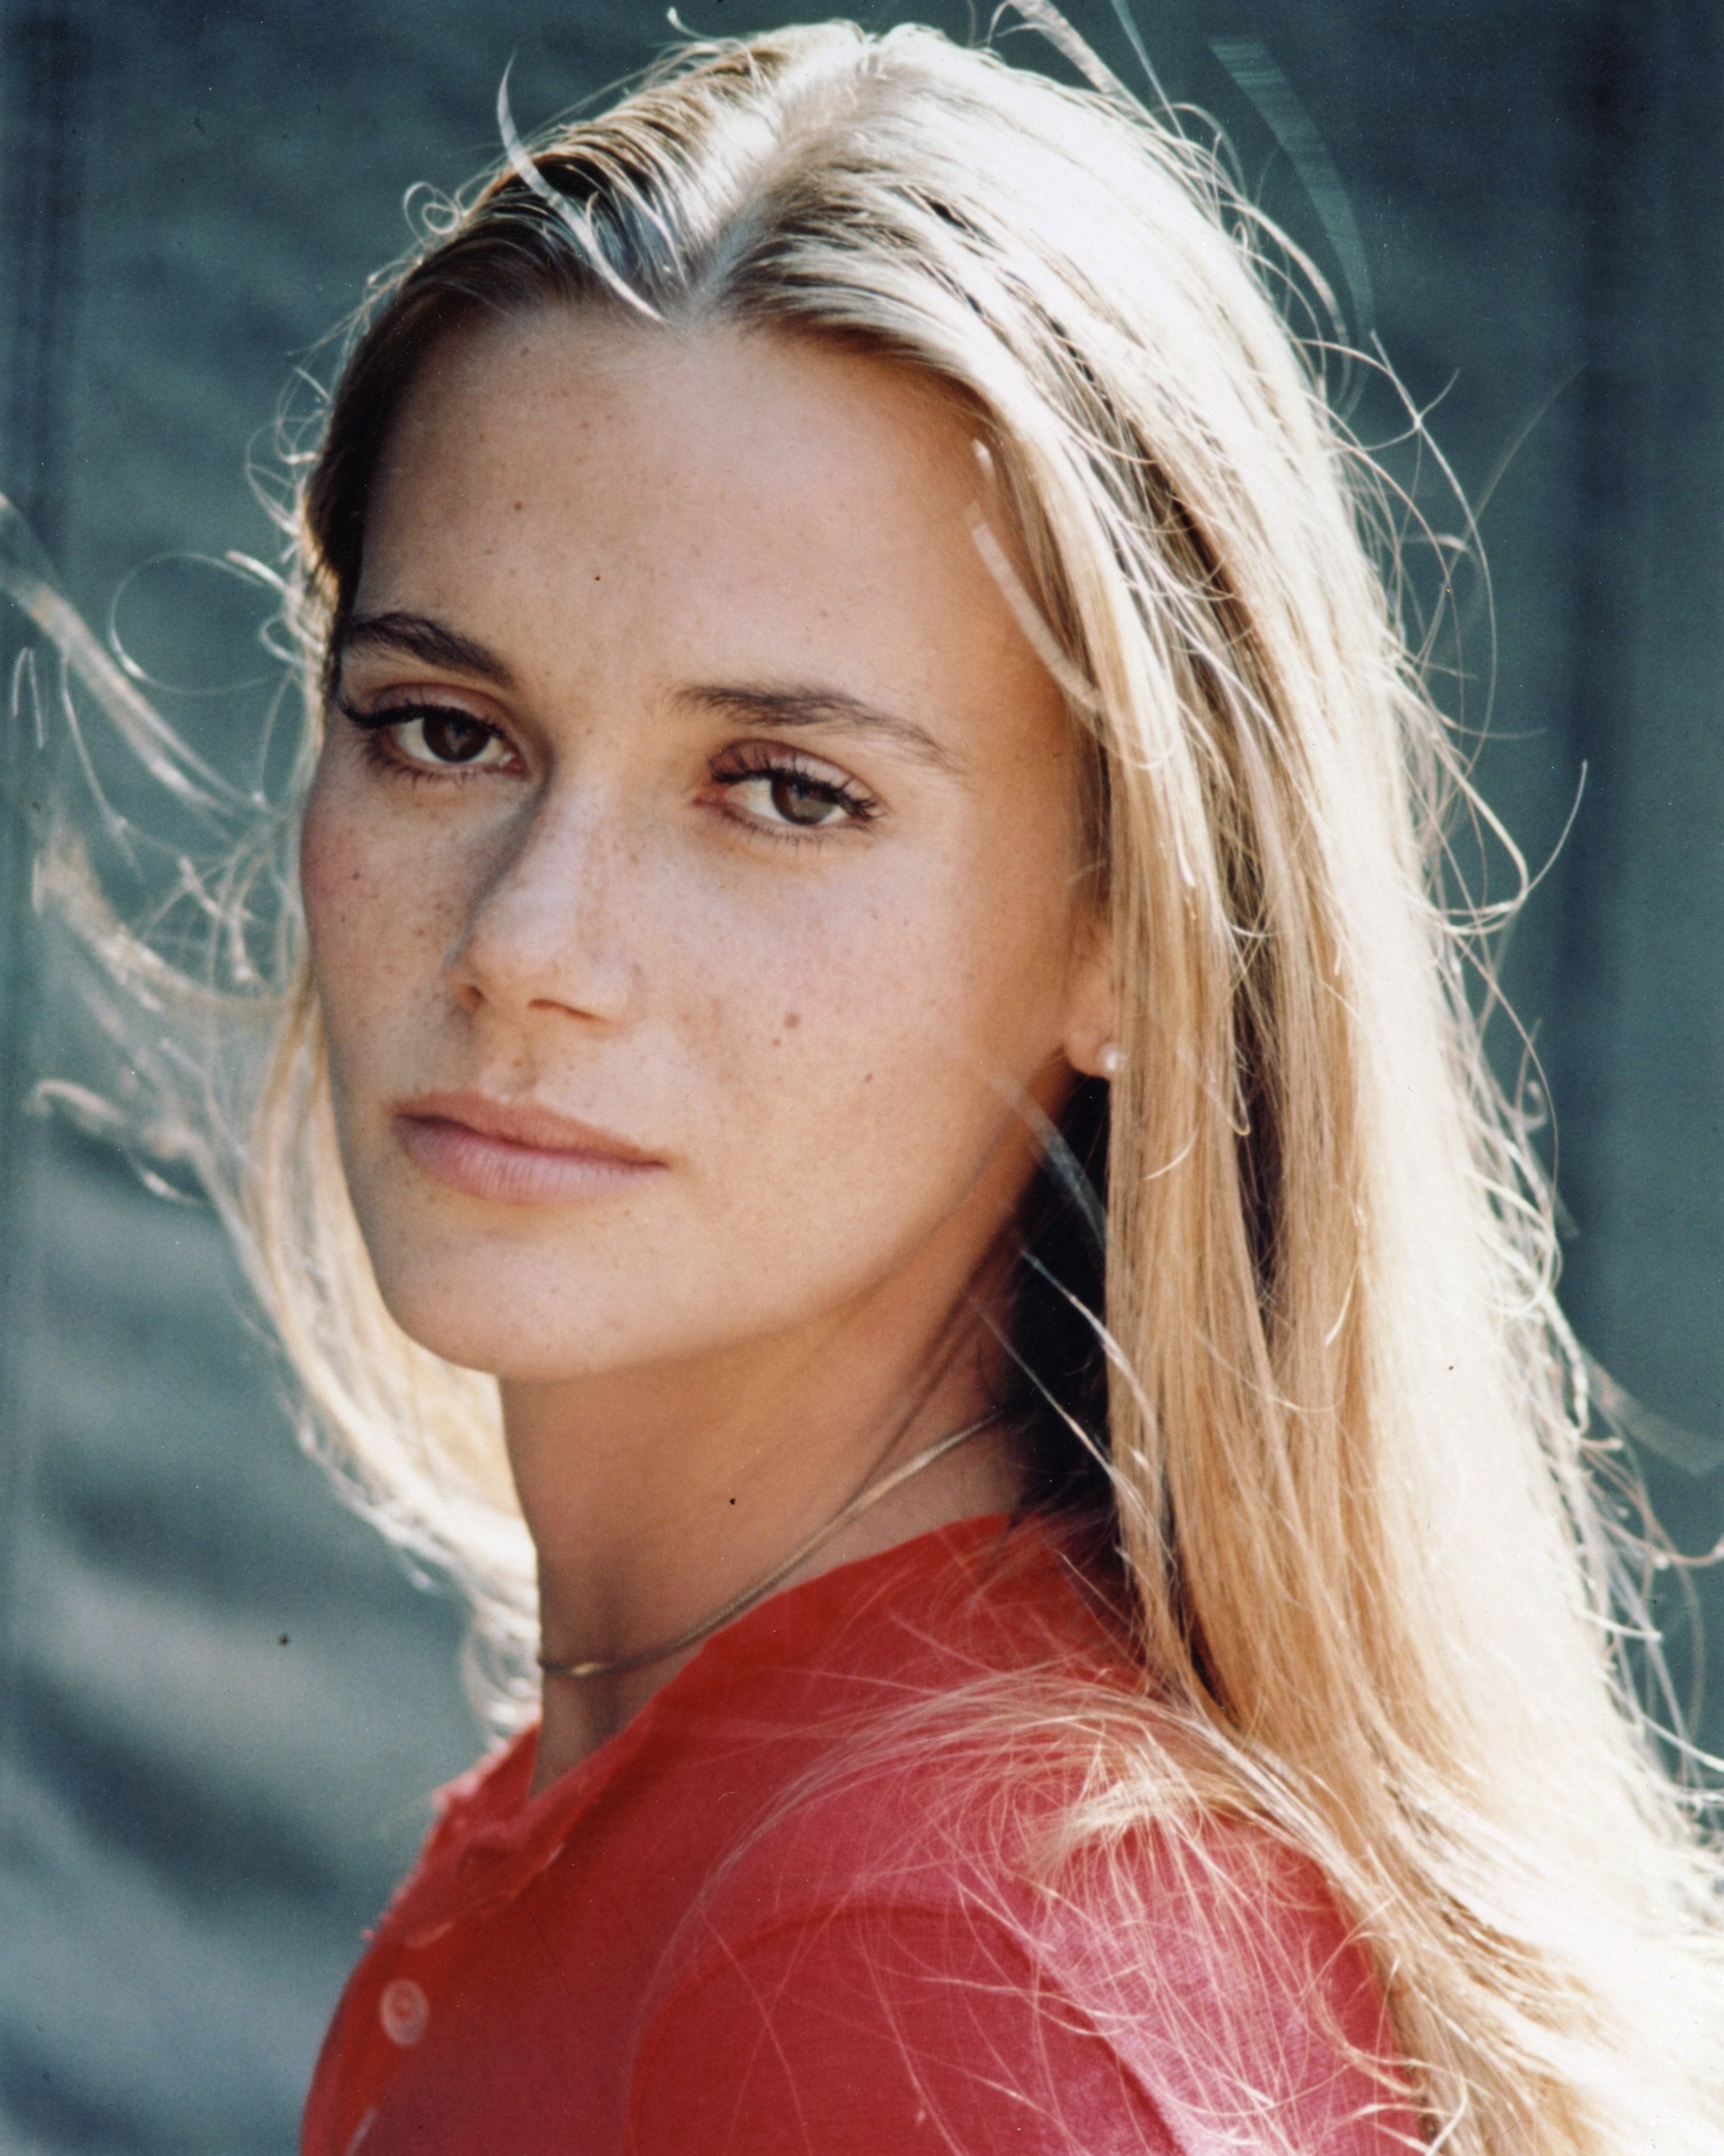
[536, 1407, 1006, 1683]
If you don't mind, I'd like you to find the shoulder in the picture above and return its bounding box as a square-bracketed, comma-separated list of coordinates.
[627, 1897, 1178, 2155]
[628, 1747, 1415, 2155]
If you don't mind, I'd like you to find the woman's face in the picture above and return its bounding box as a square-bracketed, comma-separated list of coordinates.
[301, 312, 1109, 1383]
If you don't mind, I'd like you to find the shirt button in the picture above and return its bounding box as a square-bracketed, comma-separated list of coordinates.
[379, 1977, 430, 2048]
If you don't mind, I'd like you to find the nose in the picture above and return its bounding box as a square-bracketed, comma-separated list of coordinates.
[445, 778, 640, 1028]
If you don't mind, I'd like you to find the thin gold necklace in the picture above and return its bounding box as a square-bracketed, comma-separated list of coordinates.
[536, 1407, 1006, 1682]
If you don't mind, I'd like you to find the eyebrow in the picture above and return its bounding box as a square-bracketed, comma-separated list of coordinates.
[335, 615, 959, 773]
[336, 611, 519, 693]
[675, 683, 961, 773]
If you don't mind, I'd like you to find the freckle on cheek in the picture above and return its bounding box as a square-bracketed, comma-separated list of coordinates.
[784, 1011, 801, 1029]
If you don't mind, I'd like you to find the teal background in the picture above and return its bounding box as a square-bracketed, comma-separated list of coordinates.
[1, 3, 1721, 2148]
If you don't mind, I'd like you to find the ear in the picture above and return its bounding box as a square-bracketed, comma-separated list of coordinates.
[1059, 905, 1118, 1080]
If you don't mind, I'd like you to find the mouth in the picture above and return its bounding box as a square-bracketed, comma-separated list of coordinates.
[392, 1091, 667, 1205]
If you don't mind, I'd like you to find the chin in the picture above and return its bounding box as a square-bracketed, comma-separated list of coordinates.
[361, 1244, 699, 1384]
[347, 1178, 659, 1379]
[368, 1260, 607, 1381]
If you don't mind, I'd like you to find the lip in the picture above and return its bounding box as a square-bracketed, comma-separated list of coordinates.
[392, 1091, 666, 1205]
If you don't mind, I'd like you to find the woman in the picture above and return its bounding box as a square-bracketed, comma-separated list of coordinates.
[31, 11, 1724, 2152]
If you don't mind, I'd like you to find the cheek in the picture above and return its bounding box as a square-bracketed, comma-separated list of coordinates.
[298, 766, 448, 1075]
[299, 777, 356, 953]
[301, 778, 378, 1022]
[692, 854, 1071, 1225]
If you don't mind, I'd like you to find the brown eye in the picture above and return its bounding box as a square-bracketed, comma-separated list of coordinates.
[421, 709, 495, 764]
[713, 753, 875, 835]
[767, 773, 846, 827]
[357, 701, 514, 773]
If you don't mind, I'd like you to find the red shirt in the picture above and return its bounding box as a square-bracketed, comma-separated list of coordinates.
[304, 1515, 1415, 2154]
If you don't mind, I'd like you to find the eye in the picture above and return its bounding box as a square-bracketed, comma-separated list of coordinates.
[733, 770, 854, 829]
[387, 705, 511, 769]
[710, 748, 878, 837]
[340, 696, 515, 774]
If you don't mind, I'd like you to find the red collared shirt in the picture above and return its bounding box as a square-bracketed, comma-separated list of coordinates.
[304, 1514, 1415, 2154]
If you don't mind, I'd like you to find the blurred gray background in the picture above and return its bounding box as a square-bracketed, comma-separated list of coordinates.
[1, 1, 1721, 2149]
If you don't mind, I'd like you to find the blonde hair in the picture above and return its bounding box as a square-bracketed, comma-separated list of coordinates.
[26, 13, 1724, 2150]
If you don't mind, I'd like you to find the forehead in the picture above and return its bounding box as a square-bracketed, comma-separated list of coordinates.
[355, 310, 1067, 760]
[368, 312, 972, 592]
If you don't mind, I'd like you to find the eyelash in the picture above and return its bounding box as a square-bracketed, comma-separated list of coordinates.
[336, 697, 881, 837]
[336, 696, 514, 785]
[706, 744, 880, 841]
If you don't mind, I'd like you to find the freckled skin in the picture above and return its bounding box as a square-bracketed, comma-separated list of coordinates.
[299, 314, 1113, 1770]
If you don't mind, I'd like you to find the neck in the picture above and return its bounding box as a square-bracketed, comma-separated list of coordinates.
[508, 1259, 1024, 1794]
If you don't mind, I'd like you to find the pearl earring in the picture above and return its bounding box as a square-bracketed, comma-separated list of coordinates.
[1098, 1043, 1125, 1079]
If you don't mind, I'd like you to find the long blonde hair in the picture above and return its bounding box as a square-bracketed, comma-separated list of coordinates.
[26, 13, 1723, 2150]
